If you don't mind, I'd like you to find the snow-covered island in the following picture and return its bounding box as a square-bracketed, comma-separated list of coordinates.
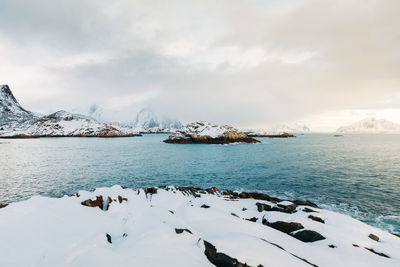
[0, 185, 399, 267]
[164, 122, 260, 144]
[0, 85, 139, 138]
[336, 118, 400, 134]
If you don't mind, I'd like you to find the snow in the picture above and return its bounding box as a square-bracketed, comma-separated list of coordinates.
[133, 108, 182, 133]
[336, 118, 400, 134]
[168, 121, 241, 139]
[0, 85, 138, 137]
[246, 123, 311, 135]
[0, 186, 399, 267]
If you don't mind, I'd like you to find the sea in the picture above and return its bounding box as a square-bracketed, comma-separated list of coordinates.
[1, 133, 399, 233]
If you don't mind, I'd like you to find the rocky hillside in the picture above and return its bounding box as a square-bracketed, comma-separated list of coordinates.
[164, 121, 260, 144]
[0, 84, 39, 132]
[337, 118, 400, 134]
[0, 85, 138, 138]
[0, 185, 399, 266]
[133, 108, 182, 133]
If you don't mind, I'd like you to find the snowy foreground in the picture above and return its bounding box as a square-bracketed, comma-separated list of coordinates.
[0, 186, 399, 267]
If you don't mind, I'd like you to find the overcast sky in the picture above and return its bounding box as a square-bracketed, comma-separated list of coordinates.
[1, 0, 399, 131]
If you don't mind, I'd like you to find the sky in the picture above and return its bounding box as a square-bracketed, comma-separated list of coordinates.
[0, 0, 399, 132]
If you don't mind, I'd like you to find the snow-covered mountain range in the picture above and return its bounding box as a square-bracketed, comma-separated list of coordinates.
[336, 118, 400, 134]
[246, 123, 311, 135]
[133, 108, 182, 133]
[0, 85, 138, 137]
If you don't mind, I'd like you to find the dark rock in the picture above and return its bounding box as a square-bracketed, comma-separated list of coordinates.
[246, 217, 258, 222]
[203, 240, 253, 267]
[0, 203, 8, 209]
[365, 247, 390, 258]
[262, 220, 304, 234]
[169, 210, 175, 214]
[393, 233, 400, 238]
[308, 215, 325, 224]
[118, 195, 128, 203]
[81, 196, 103, 210]
[368, 233, 379, 242]
[106, 196, 113, 210]
[352, 244, 359, 247]
[302, 207, 318, 213]
[206, 187, 219, 194]
[145, 187, 158, 195]
[201, 204, 210, 209]
[292, 200, 319, 209]
[328, 244, 337, 248]
[256, 202, 297, 214]
[117, 195, 128, 203]
[231, 213, 239, 218]
[292, 230, 326, 243]
[106, 233, 112, 244]
[256, 203, 272, 212]
[175, 228, 193, 234]
[75, 193, 80, 197]
[176, 187, 202, 198]
[242, 208, 247, 211]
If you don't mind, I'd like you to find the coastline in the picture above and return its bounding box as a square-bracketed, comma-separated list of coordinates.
[1, 185, 399, 266]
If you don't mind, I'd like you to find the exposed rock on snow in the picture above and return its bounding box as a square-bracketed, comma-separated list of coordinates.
[0, 85, 138, 138]
[336, 118, 400, 134]
[0, 185, 399, 267]
[133, 108, 182, 133]
[164, 122, 260, 144]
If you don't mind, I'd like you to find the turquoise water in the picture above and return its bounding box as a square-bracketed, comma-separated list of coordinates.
[1, 134, 399, 232]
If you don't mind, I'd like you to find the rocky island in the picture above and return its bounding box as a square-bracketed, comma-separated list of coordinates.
[248, 132, 296, 138]
[0, 84, 139, 138]
[0, 185, 399, 267]
[164, 122, 260, 144]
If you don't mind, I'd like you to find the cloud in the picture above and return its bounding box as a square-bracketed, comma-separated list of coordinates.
[0, 0, 399, 129]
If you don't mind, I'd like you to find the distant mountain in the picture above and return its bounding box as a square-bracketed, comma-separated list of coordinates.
[133, 108, 182, 133]
[247, 123, 311, 135]
[0, 85, 137, 137]
[336, 118, 400, 134]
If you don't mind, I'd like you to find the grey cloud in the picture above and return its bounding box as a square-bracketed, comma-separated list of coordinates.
[1, 0, 399, 128]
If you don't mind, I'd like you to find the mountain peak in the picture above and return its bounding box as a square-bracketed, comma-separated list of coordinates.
[337, 117, 400, 133]
[0, 84, 18, 104]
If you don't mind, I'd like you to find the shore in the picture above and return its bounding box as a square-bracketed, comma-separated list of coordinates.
[0, 185, 399, 267]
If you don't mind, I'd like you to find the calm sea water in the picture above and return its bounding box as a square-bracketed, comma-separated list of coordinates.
[1, 134, 399, 232]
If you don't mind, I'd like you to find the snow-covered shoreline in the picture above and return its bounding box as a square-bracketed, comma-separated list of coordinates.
[1, 186, 399, 267]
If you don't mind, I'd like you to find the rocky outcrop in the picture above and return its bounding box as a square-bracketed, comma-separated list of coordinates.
[164, 122, 260, 144]
[203, 240, 256, 267]
[248, 132, 296, 138]
[292, 230, 326, 243]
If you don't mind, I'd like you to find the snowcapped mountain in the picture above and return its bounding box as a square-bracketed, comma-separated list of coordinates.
[247, 123, 311, 135]
[22, 110, 137, 137]
[336, 118, 400, 134]
[133, 108, 182, 133]
[0, 84, 39, 132]
[0, 85, 137, 137]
